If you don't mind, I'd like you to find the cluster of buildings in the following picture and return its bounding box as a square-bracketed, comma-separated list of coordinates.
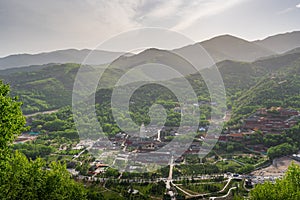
[82, 124, 207, 172]
[222, 107, 299, 139]
[218, 107, 299, 152]
[83, 107, 300, 172]
[243, 107, 299, 133]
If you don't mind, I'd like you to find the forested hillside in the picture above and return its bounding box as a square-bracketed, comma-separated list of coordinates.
[0, 50, 300, 125]
[231, 55, 300, 123]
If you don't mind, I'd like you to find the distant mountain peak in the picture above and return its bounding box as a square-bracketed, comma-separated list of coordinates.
[202, 34, 246, 42]
[254, 31, 300, 53]
[174, 34, 275, 63]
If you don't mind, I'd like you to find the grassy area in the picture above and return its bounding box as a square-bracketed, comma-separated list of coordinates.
[175, 163, 220, 176]
[104, 180, 166, 199]
[178, 182, 226, 194]
[173, 176, 225, 184]
[233, 155, 266, 165]
[101, 190, 124, 200]
[216, 160, 242, 173]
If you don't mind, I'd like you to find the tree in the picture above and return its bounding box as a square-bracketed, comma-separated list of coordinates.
[267, 143, 297, 160]
[238, 164, 255, 174]
[0, 81, 88, 199]
[43, 119, 66, 131]
[0, 151, 87, 200]
[226, 144, 234, 153]
[0, 80, 27, 150]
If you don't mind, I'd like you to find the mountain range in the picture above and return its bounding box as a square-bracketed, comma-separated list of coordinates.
[0, 49, 125, 70]
[1, 31, 300, 70]
[1, 47, 300, 116]
[1, 30, 300, 124]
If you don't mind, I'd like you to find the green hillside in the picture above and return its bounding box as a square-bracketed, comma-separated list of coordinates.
[0, 64, 75, 113]
[0, 63, 105, 114]
[231, 59, 300, 123]
[1, 51, 300, 121]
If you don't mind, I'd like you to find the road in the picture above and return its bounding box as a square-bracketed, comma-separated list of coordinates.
[209, 186, 237, 200]
[25, 109, 59, 117]
[172, 176, 234, 199]
[73, 144, 93, 160]
[166, 155, 176, 200]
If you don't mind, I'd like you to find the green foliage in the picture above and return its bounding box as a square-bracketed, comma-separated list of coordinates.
[267, 142, 297, 160]
[214, 142, 245, 154]
[216, 160, 242, 173]
[176, 163, 220, 175]
[86, 186, 105, 200]
[286, 123, 300, 145]
[238, 164, 255, 174]
[104, 167, 120, 178]
[180, 182, 225, 194]
[0, 151, 87, 200]
[43, 119, 66, 131]
[0, 80, 27, 150]
[232, 60, 300, 121]
[105, 179, 166, 199]
[263, 134, 287, 147]
[0, 64, 81, 114]
[13, 142, 55, 160]
[28, 107, 79, 141]
[234, 155, 265, 165]
[0, 81, 90, 199]
[250, 163, 300, 200]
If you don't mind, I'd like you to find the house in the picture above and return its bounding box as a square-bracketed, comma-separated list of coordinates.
[227, 133, 244, 141]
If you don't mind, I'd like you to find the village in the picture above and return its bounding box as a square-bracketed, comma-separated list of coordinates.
[13, 106, 300, 199]
[65, 107, 299, 178]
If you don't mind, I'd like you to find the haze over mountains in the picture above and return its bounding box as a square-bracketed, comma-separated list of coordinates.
[0, 49, 125, 70]
[1, 46, 300, 115]
[254, 31, 300, 54]
[1, 31, 300, 70]
[176, 34, 275, 63]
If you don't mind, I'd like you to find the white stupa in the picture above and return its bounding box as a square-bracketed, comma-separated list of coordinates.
[140, 123, 146, 139]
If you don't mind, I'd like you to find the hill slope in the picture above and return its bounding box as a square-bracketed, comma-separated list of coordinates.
[231, 53, 300, 121]
[0, 63, 124, 114]
[1, 49, 300, 117]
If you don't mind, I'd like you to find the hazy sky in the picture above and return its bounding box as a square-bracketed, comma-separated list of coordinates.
[1, 0, 300, 57]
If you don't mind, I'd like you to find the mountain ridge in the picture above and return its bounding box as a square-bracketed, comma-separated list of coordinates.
[0, 49, 125, 70]
[2, 49, 300, 114]
[254, 31, 300, 54]
[1, 31, 300, 71]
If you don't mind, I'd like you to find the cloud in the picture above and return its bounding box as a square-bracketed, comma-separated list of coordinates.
[142, 0, 182, 19]
[277, 7, 295, 15]
[0, 0, 247, 39]
[0, 0, 143, 51]
[85, 0, 142, 31]
[132, 0, 246, 31]
[170, 0, 246, 31]
[277, 2, 300, 15]
[0, 0, 284, 56]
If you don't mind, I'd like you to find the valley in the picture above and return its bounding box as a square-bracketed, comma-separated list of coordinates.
[2, 31, 300, 200]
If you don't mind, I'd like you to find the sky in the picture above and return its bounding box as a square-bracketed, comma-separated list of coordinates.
[0, 0, 300, 57]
